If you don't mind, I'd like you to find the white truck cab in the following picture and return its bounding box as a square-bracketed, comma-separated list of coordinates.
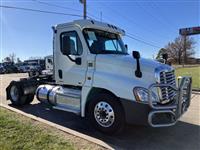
[40, 55, 53, 76]
[6, 19, 192, 134]
[45, 55, 53, 70]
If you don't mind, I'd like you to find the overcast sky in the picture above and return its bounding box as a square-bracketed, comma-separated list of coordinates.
[0, 0, 199, 61]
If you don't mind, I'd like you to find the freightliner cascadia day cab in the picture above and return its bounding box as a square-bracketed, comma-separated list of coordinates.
[6, 20, 192, 134]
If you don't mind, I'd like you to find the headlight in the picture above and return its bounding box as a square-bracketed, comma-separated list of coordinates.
[133, 87, 158, 103]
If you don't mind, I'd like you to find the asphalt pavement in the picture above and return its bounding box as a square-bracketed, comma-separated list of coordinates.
[0, 73, 199, 150]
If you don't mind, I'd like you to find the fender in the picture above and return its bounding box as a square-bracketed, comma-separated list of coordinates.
[80, 71, 154, 117]
[93, 71, 152, 100]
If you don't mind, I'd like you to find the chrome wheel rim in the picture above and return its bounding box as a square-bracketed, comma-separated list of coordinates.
[10, 85, 19, 102]
[94, 101, 115, 127]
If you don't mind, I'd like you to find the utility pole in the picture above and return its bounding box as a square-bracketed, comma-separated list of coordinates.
[179, 26, 200, 65]
[83, 0, 86, 19]
[183, 35, 187, 65]
[79, 0, 87, 19]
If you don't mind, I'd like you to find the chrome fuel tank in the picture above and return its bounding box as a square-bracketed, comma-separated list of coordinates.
[36, 84, 81, 109]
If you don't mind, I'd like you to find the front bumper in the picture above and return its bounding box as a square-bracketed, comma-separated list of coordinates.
[121, 76, 192, 127]
[147, 76, 192, 127]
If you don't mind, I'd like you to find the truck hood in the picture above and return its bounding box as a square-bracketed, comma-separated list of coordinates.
[95, 54, 172, 87]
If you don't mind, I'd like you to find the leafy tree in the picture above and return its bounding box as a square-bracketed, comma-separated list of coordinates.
[156, 36, 196, 64]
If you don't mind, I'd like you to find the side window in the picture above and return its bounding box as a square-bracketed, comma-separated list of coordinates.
[60, 31, 83, 55]
[105, 40, 122, 51]
[47, 58, 53, 65]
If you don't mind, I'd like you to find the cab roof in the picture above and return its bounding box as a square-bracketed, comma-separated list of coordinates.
[55, 19, 125, 36]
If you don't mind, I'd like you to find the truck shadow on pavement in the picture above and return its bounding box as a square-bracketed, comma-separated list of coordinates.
[9, 102, 200, 150]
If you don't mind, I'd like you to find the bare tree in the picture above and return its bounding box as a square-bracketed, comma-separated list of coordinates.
[156, 36, 196, 64]
[9, 53, 16, 63]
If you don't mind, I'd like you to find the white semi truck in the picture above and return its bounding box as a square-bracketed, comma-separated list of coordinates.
[6, 20, 192, 134]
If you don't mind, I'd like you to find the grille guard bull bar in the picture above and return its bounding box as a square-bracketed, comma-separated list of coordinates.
[148, 76, 192, 127]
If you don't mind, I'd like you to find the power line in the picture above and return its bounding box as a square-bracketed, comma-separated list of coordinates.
[90, 3, 164, 48]
[21, 1, 164, 48]
[126, 31, 161, 47]
[126, 34, 161, 49]
[97, 3, 172, 40]
[127, 32, 161, 47]
[135, 1, 176, 33]
[32, 0, 99, 20]
[87, 4, 162, 48]
[0, 5, 84, 18]
[0, 5, 161, 49]
[32, 0, 82, 13]
[151, 2, 179, 29]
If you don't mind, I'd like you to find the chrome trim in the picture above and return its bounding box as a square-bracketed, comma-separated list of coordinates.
[155, 65, 176, 104]
[94, 101, 115, 128]
[148, 83, 178, 110]
[148, 76, 192, 127]
[36, 85, 81, 110]
[155, 65, 174, 83]
[148, 110, 177, 127]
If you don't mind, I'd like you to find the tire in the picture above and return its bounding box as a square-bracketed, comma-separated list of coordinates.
[87, 93, 125, 134]
[28, 71, 34, 77]
[8, 81, 27, 106]
[29, 71, 40, 77]
[25, 94, 34, 104]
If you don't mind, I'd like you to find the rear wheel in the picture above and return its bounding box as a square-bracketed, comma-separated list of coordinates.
[87, 93, 125, 134]
[8, 81, 34, 106]
[25, 94, 35, 104]
[9, 82, 27, 106]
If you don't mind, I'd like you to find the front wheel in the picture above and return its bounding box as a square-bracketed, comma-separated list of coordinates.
[87, 93, 125, 134]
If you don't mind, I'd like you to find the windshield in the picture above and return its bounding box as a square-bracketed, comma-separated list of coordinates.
[83, 29, 127, 54]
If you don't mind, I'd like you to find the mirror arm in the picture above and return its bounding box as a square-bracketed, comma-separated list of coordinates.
[66, 55, 81, 65]
[66, 55, 75, 62]
[135, 59, 142, 78]
[132, 51, 142, 78]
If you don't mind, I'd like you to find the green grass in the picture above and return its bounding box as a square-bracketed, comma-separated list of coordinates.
[0, 107, 74, 150]
[175, 66, 200, 89]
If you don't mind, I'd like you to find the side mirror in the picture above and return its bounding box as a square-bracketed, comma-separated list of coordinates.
[162, 53, 168, 61]
[162, 53, 168, 64]
[132, 51, 140, 59]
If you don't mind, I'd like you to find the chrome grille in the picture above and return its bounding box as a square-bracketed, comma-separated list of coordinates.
[159, 70, 176, 103]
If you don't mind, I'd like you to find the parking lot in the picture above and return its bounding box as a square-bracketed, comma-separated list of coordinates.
[0, 73, 199, 150]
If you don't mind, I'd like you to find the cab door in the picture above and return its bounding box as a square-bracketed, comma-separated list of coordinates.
[54, 26, 88, 86]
